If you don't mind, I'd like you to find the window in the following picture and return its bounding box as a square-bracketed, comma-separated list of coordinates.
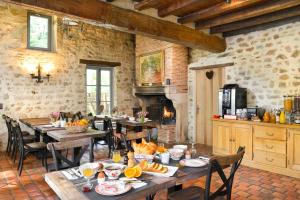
[27, 12, 52, 51]
[86, 67, 113, 115]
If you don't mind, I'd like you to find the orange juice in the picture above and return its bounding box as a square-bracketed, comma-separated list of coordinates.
[112, 151, 122, 163]
[82, 168, 93, 178]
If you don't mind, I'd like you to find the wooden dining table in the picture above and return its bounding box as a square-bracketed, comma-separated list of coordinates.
[45, 144, 212, 200]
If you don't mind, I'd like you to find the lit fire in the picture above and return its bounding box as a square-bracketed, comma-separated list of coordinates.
[163, 106, 174, 118]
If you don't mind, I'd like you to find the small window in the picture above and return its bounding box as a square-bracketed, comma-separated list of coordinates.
[86, 67, 113, 115]
[27, 12, 52, 51]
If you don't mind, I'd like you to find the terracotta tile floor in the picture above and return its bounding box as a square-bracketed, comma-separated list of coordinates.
[0, 146, 299, 200]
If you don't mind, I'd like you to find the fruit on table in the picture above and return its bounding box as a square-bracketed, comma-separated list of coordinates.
[124, 167, 137, 178]
[132, 138, 157, 155]
[138, 160, 168, 174]
[124, 165, 143, 178]
[66, 119, 89, 127]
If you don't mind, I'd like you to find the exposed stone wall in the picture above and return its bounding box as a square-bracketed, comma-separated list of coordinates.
[0, 2, 136, 150]
[188, 21, 300, 141]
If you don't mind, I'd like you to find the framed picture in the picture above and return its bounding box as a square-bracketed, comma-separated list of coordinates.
[138, 51, 164, 86]
[27, 12, 52, 51]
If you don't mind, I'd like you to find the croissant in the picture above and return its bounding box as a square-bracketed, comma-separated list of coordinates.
[132, 139, 157, 155]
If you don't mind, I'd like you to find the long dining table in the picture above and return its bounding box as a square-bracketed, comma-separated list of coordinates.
[45, 144, 212, 200]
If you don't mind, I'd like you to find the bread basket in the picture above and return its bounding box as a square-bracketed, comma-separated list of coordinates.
[65, 125, 88, 134]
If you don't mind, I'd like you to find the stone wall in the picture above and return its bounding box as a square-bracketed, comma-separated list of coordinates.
[0, 2, 136, 150]
[188, 21, 300, 141]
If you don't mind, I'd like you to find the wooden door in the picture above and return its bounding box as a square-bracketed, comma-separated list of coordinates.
[196, 68, 224, 145]
[213, 121, 231, 155]
[288, 129, 300, 171]
[232, 124, 252, 160]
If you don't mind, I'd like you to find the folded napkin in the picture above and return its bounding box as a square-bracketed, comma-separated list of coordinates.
[119, 177, 147, 189]
[61, 170, 77, 180]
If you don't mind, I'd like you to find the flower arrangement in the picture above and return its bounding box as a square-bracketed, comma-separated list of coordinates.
[50, 112, 60, 122]
[137, 111, 148, 123]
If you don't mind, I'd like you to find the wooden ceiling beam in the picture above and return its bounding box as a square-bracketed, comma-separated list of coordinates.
[158, 0, 222, 18]
[211, 5, 300, 34]
[196, 0, 300, 29]
[134, 0, 167, 10]
[178, 0, 265, 24]
[223, 15, 300, 37]
[5, 0, 226, 52]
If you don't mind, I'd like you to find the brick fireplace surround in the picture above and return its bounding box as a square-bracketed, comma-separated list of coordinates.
[135, 36, 188, 143]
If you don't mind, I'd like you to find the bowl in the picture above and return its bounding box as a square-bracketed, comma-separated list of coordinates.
[79, 162, 99, 177]
[104, 164, 124, 180]
[129, 117, 135, 122]
[134, 154, 154, 163]
[173, 145, 188, 152]
[169, 148, 184, 160]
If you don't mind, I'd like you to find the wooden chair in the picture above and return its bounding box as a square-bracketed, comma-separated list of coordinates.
[168, 147, 245, 200]
[11, 120, 47, 176]
[46, 137, 94, 171]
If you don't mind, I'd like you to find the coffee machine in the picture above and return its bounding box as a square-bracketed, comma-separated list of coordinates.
[218, 84, 247, 116]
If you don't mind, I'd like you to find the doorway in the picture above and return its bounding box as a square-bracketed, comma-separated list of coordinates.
[195, 68, 224, 145]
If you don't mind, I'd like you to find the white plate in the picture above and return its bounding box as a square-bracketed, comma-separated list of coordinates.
[180, 159, 207, 168]
[95, 181, 132, 196]
[173, 145, 188, 151]
[143, 165, 178, 177]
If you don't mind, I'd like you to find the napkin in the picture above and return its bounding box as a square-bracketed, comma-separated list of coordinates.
[131, 181, 147, 189]
[61, 170, 77, 180]
[119, 177, 147, 189]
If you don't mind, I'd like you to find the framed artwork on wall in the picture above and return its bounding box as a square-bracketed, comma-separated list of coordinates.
[138, 51, 164, 86]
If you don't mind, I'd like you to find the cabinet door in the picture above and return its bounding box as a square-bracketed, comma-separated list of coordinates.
[288, 129, 300, 171]
[232, 124, 252, 160]
[213, 122, 231, 155]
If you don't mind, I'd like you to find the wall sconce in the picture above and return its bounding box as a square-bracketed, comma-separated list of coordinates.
[30, 64, 51, 83]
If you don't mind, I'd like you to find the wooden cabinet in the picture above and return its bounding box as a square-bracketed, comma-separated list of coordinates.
[232, 124, 252, 161]
[212, 122, 252, 160]
[288, 129, 300, 171]
[212, 119, 300, 178]
[213, 122, 231, 155]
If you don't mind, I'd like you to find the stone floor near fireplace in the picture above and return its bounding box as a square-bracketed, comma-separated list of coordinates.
[0, 145, 299, 200]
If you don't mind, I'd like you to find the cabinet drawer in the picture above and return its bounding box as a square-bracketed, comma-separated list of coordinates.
[254, 138, 286, 154]
[254, 150, 286, 168]
[253, 126, 286, 141]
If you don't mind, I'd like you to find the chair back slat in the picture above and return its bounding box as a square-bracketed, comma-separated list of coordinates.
[47, 138, 94, 171]
[11, 120, 25, 147]
[204, 146, 245, 200]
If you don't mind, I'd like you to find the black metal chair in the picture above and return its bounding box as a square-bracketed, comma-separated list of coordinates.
[46, 137, 94, 171]
[11, 120, 47, 176]
[168, 147, 245, 200]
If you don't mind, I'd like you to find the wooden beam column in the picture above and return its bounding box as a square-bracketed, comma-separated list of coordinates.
[6, 0, 226, 52]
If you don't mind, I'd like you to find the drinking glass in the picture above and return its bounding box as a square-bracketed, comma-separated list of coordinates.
[157, 143, 165, 153]
[112, 150, 122, 163]
[82, 167, 96, 189]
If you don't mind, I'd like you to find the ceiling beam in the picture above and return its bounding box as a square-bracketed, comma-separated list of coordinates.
[223, 15, 300, 37]
[211, 5, 300, 34]
[5, 0, 226, 52]
[196, 0, 300, 29]
[158, 0, 222, 18]
[178, 0, 265, 24]
[134, 0, 167, 11]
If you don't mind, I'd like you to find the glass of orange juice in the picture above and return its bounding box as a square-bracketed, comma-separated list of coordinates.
[79, 163, 96, 189]
[157, 143, 166, 153]
[112, 150, 122, 163]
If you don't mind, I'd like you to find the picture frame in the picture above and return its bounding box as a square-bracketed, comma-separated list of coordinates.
[138, 51, 165, 86]
[27, 12, 52, 51]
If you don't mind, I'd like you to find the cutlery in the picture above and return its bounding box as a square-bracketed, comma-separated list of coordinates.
[68, 169, 79, 179]
[71, 168, 83, 177]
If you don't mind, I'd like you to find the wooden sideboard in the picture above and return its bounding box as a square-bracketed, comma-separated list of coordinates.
[212, 119, 300, 178]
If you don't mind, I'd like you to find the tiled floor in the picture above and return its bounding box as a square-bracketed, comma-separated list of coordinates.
[0, 146, 299, 200]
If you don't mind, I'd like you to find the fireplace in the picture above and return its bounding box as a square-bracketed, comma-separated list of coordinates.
[142, 96, 176, 125]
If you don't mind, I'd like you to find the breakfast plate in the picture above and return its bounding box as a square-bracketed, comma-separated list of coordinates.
[95, 180, 132, 196]
[143, 165, 178, 177]
[179, 159, 207, 168]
